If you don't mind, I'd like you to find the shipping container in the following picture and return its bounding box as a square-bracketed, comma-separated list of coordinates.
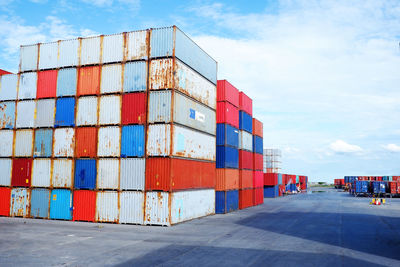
[278, 173, 283, 185]
[121, 92, 146, 125]
[252, 118, 263, 138]
[239, 170, 253, 189]
[148, 90, 216, 135]
[102, 33, 124, 64]
[239, 130, 252, 151]
[239, 150, 253, 170]
[0, 130, 13, 156]
[10, 188, 30, 217]
[35, 99, 55, 128]
[76, 96, 98, 126]
[216, 102, 239, 128]
[0, 74, 18, 101]
[52, 159, 73, 188]
[119, 191, 144, 225]
[239, 188, 253, 209]
[31, 159, 51, 187]
[20, 44, 38, 72]
[37, 70, 57, 98]
[123, 61, 147, 92]
[253, 153, 263, 171]
[239, 92, 252, 116]
[0, 101, 15, 129]
[58, 39, 79, 68]
[121, 125, 145, 157]
[0, 187, 11, 216]
[80, 36, 101, 66]
[0, 159, 12, 186]
[77, 66, 100, 96]
[57, 68, 77, 97]
[216, 168, 239, 191]
[30, 188, 50, 218]
[18, 72, 37, 100]
[100, 64, 122, 93]
[99, 95, 121, 125]
[264, 185, 279, 198]
[239, 111, 252, 134]
[39, 42, 58, 70]
[264, 173, 278, 186]
[146, 157, 215, 192]
[96, 191, 119, 223]
[215, 190, 239, 214]
[97, 158, 119, 189]
[74, 159, 97, 190]
[33, 129, 53, 157]
[253, 171, 263, 188]
[75, 127, 97, 158]
[149, 58, 216, 109]
[125, 30, 148, 61]
[252, 135, 263, 154]
[53, 128, 75, 157]
[14, 129, 33, 157]
[216, 146, 238, 169]
[146, 124, 215, 161]
[55, 97, 75, 127]
[73, 190, 96, 222]
[120, 158, 145, 190]
[254, 187, 264, 205]
[216, 124, 239, 148]
[11, 158, 32, 187]
[98, 127, 120, 157]
[50, 189, 72, 220]
[16, 100, 35, 128]
[217, 80, 239, 107]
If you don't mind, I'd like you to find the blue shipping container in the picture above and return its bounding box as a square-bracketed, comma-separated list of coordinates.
[57, 68, 77, 97]
[215, 190, 239, 214]
[264, 186, 279, 198]
[55, 97, 75, 127]
[216, 146, 238, 169]
[355, 181, 369, 193]
[278, 174, 282, 185]
[239, 111, 252, 133]
[124, 61, 147, 92]
[372, 182, 386, 194]
[74, 159, 97, 189]
[121, 125, 145, 157]
[0, 101, 15, 129]
[216, 124, 239, 148]
[34, 129, 53, 157]
[50, 189, 72, 220]
[252, 135, 263, 154]
[30, 188, 50, 218]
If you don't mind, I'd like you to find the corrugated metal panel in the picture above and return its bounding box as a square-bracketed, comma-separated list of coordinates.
[239, 111, 252, 133]
[264, 185, 279, 198]
[99, 95, 121, 125]
[58, 39, 79, 68]
[239, 130, 252, 151]
[239, 188, 253, 209]
[73, 190, 96, 222]
[144, 191, 169, 226]
[119, 191, 144, 224]
[16, 100, 35, 128]
[121, 125, 145, 157]
[120, 158, 145, 190]
[239, 170, 253, 189]
[55, 97, 75, 127]
[98, 127, 120, 157]
[53, 128, 75, 157]
[101, 64, 122, 94]
[50, 189, 72, 220]
[75, 127, 97, 157]
[0, 101, 16, 129]
[125, 30, 148, 61]
[20, 44, 38, 72]
[149, 27, 173, 58]
[239, 150, 253, 170]
[96, 191, 119, 223]
[39, 41, 58, 70]
[252, 135, 263, 154]
[216, 146, 238, 168]
[18, 72, 37, 100]
[11, 159, 32, 187]
[0, 74, 18, 101]
[77, 66, 100, 95]
[148, 90, 171, 122]
[252, 118, 263, 138]
[97, 158, 119, 189]
[216, 169, 239, 191]
[57, 68, 77, 97]
[0, 159, 12, 186]
[52, 159, 73, 188]
[239, 92, 253, 116]
[34, 129, 53, 157]
[0, 187, 11, 216]
[216, 102, 239, 128]
[74, 159, 97, 189]
[0, 130, 13, 156]
[10, 188, 30, 217]
[216, 124, 239, 148]
[123, 61, 147, 92]
[76, 96, 98, 126]
[215, 190, 239, 214]
[121, 92, 147, 124]
[80, 36, 101, 66]
[31, 159, 51, 187]
[30, 188, 50, 218]
[35, 99, 55, 128]
[14, 129, 33, 157]
[217, 80, 239, 107]
[37, 70, 57, 98]
[102, 33, 124, 63]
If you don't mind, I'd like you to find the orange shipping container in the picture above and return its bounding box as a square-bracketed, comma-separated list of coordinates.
[252, 118, 263, 138]
[216, 168, 239, 191]
[239, 169, 253, 189]
[146, 158, 215, 192]
[239, 188, 253, 209]
[75, 127, 98, 158]
[77, 66, 100, 96]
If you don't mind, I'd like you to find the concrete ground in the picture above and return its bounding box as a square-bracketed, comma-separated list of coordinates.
[1, 188, 400, 267]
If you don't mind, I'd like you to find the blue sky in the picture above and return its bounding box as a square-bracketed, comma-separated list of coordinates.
[1, 0, 400, 182]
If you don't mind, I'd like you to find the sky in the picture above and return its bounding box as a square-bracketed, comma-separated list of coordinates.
[1, 0, 400, 182]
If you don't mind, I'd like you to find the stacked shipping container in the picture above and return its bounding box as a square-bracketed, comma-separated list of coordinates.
[264, 173, 308, 197]
[252, 118, 264, 205]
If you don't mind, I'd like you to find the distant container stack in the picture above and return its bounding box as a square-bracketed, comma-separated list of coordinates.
[252, 118, 264, 205]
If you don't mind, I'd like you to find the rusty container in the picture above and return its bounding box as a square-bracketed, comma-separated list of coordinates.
[75, 127, 97, 158]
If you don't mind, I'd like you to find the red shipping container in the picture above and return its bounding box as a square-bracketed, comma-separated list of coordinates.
[73, 190, 96, 222]
[122, 92, 147, 125]
[299, 176, 305, 184]
[239, 188, 253, 209]
[253, 187, 264, 206]
[253, 171, 263, 188]
[217, 80, 239, 107]
[75, 127, 97, 158]
[279, 185, 285, 196]
[216, 102, 239, 128]
[389, 182, 397, 194]
[146, 158, 215, 192]
[77, 66, 100, 96]
[12, 159, 33, 187]
[239, 150, 253, 170]
[376, 177, 382, 181]
[37, 70, 57, 98]
[291, 175, 296, 184]
[253, 153, 263, 171]
[216, 168, 239, 191]
[393, 176, 400, 182]
[264, 173, 278, 186]
[252, 118, 263, 138]
[397, 183, 400, 194]
[0, 187, 11, 216]
[301, 183, 307, 190]
[239, 92, 252, 116]
[239, 170, 253, 189]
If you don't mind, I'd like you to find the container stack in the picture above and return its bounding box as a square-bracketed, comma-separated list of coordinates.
[252, 118, 263, 205]
[215, 80, 240, 214]
[264, 173, 279, 198]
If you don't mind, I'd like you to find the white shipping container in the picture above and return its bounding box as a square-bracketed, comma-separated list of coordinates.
[35, 99, 55, 128]
[99, 95, 121, 125]
[52, 159, 73, 188]
[146, 124, 215, 161]
[10, 188, 30, 217]
[14, 130, 33, 157]
[31, 159, 51, 187]
[76, 96, 98, 126]
[0, 130, 13, 157]
[125, 30, 148, 61]
[53, 128, 75, 157]
[102, 33, 124, 63]
[16, 100, 36, 128]
[144, 191, 169, 226]
[239, 130, 253, 151]
[97, 127, 120, 157]
[0, 159, 12, 186]
[119, 191, 144, 225]
[39, 41, 58, 70]
[97, 158, 119, 189]
[80, 36, 100, 66]
[58, 39, 79, 68]
[96, 191, 119, 223]
[120, 158, 145, 190]
[0, 74, 18, 101]
[100, 64, 122, 94]
[18, 72, 37, 100]
[20, 44, 38, 72]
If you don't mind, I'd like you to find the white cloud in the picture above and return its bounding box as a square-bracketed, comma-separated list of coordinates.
[80, 0, 140, 10]
[29, 0, 48, 3]
[382, 144, 400, 152]
[329, 140, 363, 153]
